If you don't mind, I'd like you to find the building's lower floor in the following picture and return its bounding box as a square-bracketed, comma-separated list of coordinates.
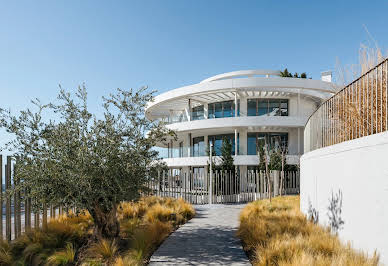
[157, 126, 303, 169]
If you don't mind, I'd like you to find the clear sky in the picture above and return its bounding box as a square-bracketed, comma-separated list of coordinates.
[1, 0, 388, 116]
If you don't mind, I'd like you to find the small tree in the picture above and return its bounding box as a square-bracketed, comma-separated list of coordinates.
[275, 136, 288, 196]
[0, 86, 174, 240]
[220, 137, 234, 171]
[269, 151, 281, 170]
[257, 138, 272, 202]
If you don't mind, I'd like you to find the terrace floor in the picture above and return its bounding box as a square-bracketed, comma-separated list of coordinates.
[149, 204, 250, 265]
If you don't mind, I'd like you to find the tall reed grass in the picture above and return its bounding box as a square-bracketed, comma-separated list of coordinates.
[237, 196, 380, 266]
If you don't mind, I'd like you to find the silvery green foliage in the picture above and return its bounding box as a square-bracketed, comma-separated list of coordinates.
[307, 198, 319, 224]
[0, 85, 174, 214]
[327, 189, 345, 234]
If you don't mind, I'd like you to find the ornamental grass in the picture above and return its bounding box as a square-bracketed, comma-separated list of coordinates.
[0, 196, 195, 266]
[237, 196, 380, 266]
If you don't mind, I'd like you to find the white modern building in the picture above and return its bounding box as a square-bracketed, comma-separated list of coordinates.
[146, 70, 336, 174]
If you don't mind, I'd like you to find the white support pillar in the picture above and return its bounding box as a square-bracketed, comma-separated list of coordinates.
[204, 103, 209, 119]
[235, 92, 238, 117]
[186, 99, 191, 121]
[235, 129, 238, 156]
[188, 133, 191, 157]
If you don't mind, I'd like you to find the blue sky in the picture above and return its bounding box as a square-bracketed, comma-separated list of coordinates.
[0, 0, 387, 116]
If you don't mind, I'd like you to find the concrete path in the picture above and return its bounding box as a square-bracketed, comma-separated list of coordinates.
[149, 204, 250, 265]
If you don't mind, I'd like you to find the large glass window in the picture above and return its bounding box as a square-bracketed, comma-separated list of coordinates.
[247, 99, 257, 116]
[191, 105, 204, 120]
[192, 137, 205, 157]
[247, 134, 257, 155]
[208, 134, 239, 156]
[247, 132, 288, 155]
[247, 99, 288, 116]
[208, 100, 240, 119]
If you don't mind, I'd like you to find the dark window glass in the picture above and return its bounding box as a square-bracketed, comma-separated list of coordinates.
[179, 142, 183, 157]
[192, 105, 204, 120]
[214, 103, 223, 118]
[223, 101, 233, 117]
[247, 99, 257, 116]
[257, 100, 268, 116]
[280, 100, 288, 116]
[208, 103, 215, 119]
[247, 133, 257, 155]
[268, 100, 281, 116]
[209, 134, 238, 156]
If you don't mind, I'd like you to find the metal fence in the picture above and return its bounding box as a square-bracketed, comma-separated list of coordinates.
[146, 170, 300, 205]
[0, 155, 79, 241]
[0, 154, 299, 241]
[305, 58, 388, 152]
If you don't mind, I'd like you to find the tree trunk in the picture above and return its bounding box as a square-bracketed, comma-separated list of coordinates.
[264, 153, 271, 202]
[280, 153, 284, 196]
[89, 203, 120, 240]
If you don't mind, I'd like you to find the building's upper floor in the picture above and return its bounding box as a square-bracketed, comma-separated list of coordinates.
[145, 69, 338, 128]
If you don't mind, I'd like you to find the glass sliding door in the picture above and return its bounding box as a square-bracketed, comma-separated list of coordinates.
[192, 137, 205, 157]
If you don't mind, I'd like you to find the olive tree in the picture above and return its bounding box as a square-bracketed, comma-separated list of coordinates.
[0, 86, 173, 240]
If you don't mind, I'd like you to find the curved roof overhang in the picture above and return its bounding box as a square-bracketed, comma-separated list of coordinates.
[200, 69, 281, 83]
[146, 76, 339, 120]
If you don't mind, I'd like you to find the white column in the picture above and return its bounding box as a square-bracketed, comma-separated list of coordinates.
[239, 129, 248, 155]
[185, 99, 191, 121]
[204, 103, 208, 119]
[235, 129, 238, 156]
[187, 133, 191, 157]
[240, 96, 247, 117]
[235, 92, 238, 117]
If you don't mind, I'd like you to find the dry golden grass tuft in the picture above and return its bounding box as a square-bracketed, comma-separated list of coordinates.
[237, 196, 380, 266]
[0, 196, 194, 265]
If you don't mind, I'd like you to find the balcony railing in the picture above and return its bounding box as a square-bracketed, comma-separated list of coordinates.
[305, 57, 388, 153]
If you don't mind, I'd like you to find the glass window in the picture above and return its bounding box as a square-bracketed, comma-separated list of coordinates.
[258, 100, 268, 116]
[247, 133, 257, 155]
[192, 137, 205, 157]
[179, 142, 183, 157]
[280, 100, 288, 116]
[208, 134, 238, 156]
[192, 105, 204, 120]
[247, 98, 288, 116]
[268, 100, 281, 116]
[247, 99, 257, 116]
[248, 132, 288, 152]
[223, 101, 233, 117]
[208, 103, 215, 119]
[214, 103, 223, 118]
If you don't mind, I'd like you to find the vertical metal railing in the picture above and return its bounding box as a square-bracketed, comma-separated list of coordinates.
[146, 169, 300, 205]
[305, 58, 388, 152]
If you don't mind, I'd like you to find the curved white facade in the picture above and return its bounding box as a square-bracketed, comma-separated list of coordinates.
[146, 70, 336, 171]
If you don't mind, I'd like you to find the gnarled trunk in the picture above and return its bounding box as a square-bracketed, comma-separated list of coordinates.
[89, 203, 120, 240]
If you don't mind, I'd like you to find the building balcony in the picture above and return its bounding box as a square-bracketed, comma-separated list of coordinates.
[166, 116, 308, 132]
[160, 155, 300, 167]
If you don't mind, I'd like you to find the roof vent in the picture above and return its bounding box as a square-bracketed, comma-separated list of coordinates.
[321, 71, 332, 82]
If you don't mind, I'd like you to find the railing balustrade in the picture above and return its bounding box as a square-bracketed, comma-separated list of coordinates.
[145, 169, 300, 205]
[305, 58, 388, 152]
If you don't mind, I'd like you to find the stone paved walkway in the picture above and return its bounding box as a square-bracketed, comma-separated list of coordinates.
[149, 204, 250, 265]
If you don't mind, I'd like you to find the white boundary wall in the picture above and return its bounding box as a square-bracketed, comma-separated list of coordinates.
[300, 131, 388, 264]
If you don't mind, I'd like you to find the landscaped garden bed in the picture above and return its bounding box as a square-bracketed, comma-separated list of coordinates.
[0, 196, 195, 265]
[237, 196, 379, 266]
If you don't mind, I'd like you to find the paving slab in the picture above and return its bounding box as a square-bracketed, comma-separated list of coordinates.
[149, 204, 250, 265]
